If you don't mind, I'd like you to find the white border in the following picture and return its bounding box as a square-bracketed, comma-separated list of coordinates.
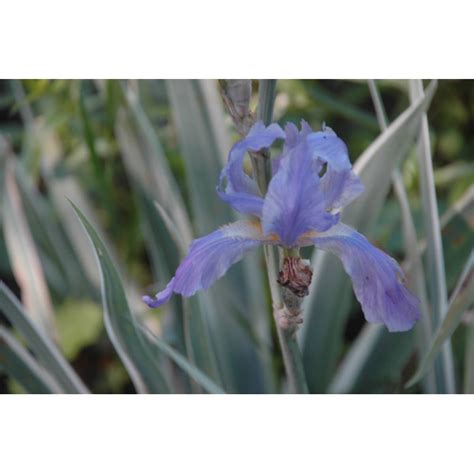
[1, 395, 472, 473]
[2, 0, 474, 78]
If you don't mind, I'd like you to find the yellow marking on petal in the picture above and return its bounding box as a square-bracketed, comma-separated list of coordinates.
[296, 230, 320, 247]
[302, 230, 319, 239]
[250, 220, 280, 242]
[220, 219, 282, 244]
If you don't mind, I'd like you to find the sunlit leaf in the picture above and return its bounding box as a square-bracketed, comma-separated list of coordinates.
[2, 158, 56, 338]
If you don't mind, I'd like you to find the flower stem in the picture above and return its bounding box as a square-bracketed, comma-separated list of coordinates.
[255, 80, 309, 394]
[219, 79, 309, 393]
[262, 244, 309, 393]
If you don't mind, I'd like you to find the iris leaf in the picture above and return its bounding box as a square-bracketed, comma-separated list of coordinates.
[409, 79, 455, 393]
[14, 161, 90, 298]
[2, 158, 56, 338]
[72, 201, 225, 394]
[0, 282, 88, 393]
[116, 82, 193, 244]
[406, 251, 474, 389]
[72, 201, 170, 393]
[0, 326, 61, 394]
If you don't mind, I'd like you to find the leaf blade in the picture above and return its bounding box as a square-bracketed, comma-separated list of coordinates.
[0, 282, 88, 393]
[0, 326, 61, 394]
[71, 201, 170, 393]
[72, 201, 226, 394]
[406, 251, 474, 388]
[2, 158, 57, 338]
[138, 323, 225, 394]
[409, 79, 455, 393]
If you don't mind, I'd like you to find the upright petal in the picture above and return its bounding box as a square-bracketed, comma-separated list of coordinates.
[143, 220, 267, 308]
[273, 123, 361, 214]
[307, 126, 351, 172]
[272, 120, 314, 176]
[320, 168, 365, 213]
[217, 121, 285, 216]
[308, 223, 421, 332]
[305, 125, 364, 212]
[262, 138, 339, 247]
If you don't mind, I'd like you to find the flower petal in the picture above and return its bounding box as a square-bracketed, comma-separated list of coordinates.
[216, 189, 265, 216]
[273, 123, 361, 214]
[143, 278, 175, 308]
[262, 137, 339, 247]
[272, 120, 313, 176]
[309, 223, 421, 332]
[321, 168, 365, 213]
[307, 126, 351, 172]
[143, 220, 266, 308]
[217, 121, 285, 216]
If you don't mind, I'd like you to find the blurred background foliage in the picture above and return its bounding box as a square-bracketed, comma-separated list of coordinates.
[0, 79, 472, 394]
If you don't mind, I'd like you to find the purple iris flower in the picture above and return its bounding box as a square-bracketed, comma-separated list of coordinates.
[143, 120, 421, 332]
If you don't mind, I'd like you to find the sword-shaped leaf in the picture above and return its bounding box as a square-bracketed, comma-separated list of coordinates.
[0, 282, 88, 393]
[72, 202, 169, 393]
[0, 326, 61, 394]
[409, 79, 455, 393]
[407, 252, 474, 388]
[72, 202, 224, 394]
[2, 158, 56, 338]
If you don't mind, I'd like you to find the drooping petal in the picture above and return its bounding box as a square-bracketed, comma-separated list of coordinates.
[308, 223, 421, 332]
[143, 220, 267, 308]
[143, 278, 175, 308]
[307, 126, 351, 172]
[217, 121, 285, 216]
[262, 137, 339, 247]
[321, 168, 365, 213]
[216, 189, 265, 216]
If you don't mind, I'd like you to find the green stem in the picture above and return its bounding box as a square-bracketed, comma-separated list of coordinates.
[255, 80, 309, 394]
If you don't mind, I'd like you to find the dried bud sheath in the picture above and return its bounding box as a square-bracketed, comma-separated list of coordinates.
[276, 256, 313, 334]
[277, 256, 313, 297]
[219, 80, 254, 136]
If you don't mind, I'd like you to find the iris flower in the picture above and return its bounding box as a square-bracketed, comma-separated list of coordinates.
[143, 121, 421, 332]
